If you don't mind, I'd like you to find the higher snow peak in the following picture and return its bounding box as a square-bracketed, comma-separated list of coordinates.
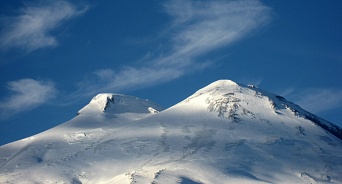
[195, 79, 239, 94]
[180, 79, 342, 140]
[206, 79, 238, 87]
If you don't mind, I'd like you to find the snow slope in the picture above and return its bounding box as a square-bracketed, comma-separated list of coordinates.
[0, 80, 341, 184]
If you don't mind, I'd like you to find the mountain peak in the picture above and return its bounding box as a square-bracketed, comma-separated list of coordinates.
[77, 93, 115, 114]
[206, 79, 238, 87]
[195, 79, 239, 94]
[77, 93, 164, 116]
[181, 79, 342, 140]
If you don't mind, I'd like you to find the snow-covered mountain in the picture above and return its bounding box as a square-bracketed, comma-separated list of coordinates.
[1, 80, 341, 184]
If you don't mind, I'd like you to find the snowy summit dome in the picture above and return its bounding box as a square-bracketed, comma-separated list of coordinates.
[180, 79, 342, 139]
[194, 79, 238, 94]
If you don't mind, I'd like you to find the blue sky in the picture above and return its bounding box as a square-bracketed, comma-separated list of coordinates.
[0, 0, 341, 145]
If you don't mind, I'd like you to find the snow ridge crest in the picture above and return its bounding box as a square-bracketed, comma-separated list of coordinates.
[78, 93, 164, 115]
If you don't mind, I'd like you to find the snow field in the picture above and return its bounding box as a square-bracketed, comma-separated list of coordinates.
[0, 80, 341, 183]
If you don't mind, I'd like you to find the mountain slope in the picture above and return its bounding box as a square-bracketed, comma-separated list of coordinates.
[0, 80, 341, 184]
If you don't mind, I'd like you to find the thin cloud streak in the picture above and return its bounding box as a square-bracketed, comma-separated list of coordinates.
[164, 0, 271, 59]
[94, 67, 183, 91]
[73, 66, 185, 98]
[0, 79, 57, 120]
[0, 1, 87, 52]
[293, 88, 342, 113]
[78, 0, 271, 96]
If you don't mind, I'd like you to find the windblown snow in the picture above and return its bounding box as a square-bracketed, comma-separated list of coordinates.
[0, 80, 341, 184]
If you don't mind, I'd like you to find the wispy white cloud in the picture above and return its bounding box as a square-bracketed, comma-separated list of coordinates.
[0, 1, 87, 52]
[163, 0, 271, 59]
[74, 67, 184, 97]
[293, 88, 342, 113]
[240, 78, 263, 87]
[0, 79, 57, 119]
[278, 87, 295, 98]
[79, 0, 271, 96]
[277, 86, 342, 114]
[95, 67, 183, 91]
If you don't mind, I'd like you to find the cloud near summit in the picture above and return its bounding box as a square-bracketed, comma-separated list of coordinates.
[85, 0, 271, 95]
[291, 88, 342, 114]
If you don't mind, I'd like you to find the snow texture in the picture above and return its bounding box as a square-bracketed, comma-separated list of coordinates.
[0, 80, 341, 184]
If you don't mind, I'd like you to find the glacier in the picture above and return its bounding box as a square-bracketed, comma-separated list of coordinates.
[0, 80, 341, 184]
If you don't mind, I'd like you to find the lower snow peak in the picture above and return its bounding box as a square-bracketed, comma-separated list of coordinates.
[77, 93, 164, 116]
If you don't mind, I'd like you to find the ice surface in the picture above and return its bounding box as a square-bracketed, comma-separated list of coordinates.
[0, 80, 341, 184]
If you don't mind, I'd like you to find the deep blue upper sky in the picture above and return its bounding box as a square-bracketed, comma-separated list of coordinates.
[1, 0, 341, 145]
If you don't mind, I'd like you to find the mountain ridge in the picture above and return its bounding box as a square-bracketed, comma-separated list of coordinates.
[0, 79, 341, 183]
